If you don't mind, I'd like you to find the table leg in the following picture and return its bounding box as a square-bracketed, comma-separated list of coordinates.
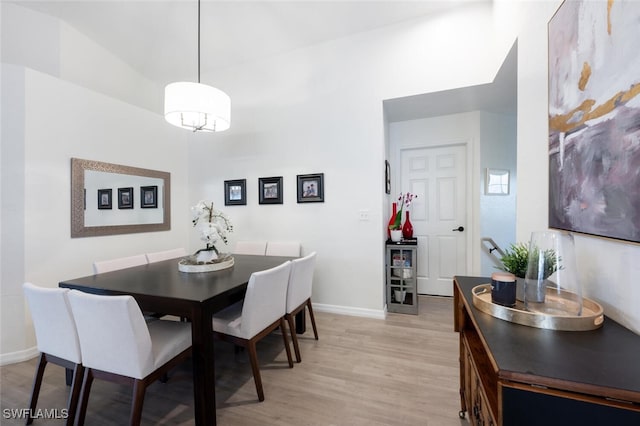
[295, 308, 306, 335]
[190, 306, 217, 426]
[65, 367, 73, 386]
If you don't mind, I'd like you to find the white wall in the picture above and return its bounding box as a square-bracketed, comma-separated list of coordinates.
[1, 3, 161, 113]
[186, 3, 509, 317]
[0, 3, 190, 363]
[506, 0, 640, 334]
[479, 111, 517, 274]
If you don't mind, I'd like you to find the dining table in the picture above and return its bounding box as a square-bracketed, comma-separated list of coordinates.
[59, 253, 296, 426]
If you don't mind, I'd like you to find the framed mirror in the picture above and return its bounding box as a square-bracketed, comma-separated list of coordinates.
[71, 158, 171, 237]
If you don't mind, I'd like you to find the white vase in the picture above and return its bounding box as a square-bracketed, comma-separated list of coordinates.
[196, 249, 218, 263]
[390, 229, 402, 242]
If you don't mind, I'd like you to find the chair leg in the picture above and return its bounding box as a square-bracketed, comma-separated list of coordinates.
[246, 341, 264, 402]
[129, 379, 146, 426]
[280, 318, 293, 368]
[76, 368, 94, 426]
[65, 364, 84, 426]
[286, 314, 302, 363]
[27, 353, 48, 425]
[306, 299, 319, 340]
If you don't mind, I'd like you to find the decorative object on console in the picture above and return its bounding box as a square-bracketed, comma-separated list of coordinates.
[179, 200, 234, 273]
[490, 271, 516, 307]
[496, 242, 529, 301]
[387, 202, 397, 238]
[402, 211, 413, 239]
[388, 192, 417, 240]
[548, 0, 640, 243]
[164, 0, 230, 132]
[524, 230, 581, 316]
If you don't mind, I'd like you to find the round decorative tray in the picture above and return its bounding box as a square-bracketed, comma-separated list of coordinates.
[178, 257, 234, 273]
[472, 284, 604, 331]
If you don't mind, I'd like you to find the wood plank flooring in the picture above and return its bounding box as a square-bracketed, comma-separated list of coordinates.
[0, 296, 465, 425]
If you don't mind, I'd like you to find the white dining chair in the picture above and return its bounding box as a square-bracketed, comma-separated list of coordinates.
[212, 261, 293, 401]
[67, 290, 192, 426]
[233, 240, 267, 256]
[265, 241, 301, 257]
[92, 254, 148, 274]
[93, 254, 163, 320]
[22, 283, 83, 426]
[285, 252, 319, 362]
[145, 248, 188, 263]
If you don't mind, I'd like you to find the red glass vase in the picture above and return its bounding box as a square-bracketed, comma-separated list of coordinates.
[402, 211, 413, 239]
[387, 202, 397, 238]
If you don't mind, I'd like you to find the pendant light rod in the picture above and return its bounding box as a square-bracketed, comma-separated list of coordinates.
[197, 0, 201, 84]
[163, 0, 231, 132]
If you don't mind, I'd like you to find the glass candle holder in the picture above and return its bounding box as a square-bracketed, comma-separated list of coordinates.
[524, 230, 582, 316]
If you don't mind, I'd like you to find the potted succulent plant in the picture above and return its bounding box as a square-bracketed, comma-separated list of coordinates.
[497, 242, 561, 302]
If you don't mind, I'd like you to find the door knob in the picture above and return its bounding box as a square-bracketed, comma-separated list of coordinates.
[452, 226, 464, 232]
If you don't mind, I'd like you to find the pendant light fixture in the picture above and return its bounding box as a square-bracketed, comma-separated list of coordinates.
[164, 0, 230, 132]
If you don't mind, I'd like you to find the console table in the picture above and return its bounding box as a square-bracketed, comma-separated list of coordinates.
[454, 276, 640, 426]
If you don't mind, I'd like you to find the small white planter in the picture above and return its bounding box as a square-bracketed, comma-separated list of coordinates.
[178, 256, 234, 273]
[390, 229, 403, 242]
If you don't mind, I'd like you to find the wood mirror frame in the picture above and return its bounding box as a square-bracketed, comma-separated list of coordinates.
[71, 158, 171, 237]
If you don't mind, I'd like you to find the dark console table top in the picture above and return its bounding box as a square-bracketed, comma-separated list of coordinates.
[455, 276, 640, 402]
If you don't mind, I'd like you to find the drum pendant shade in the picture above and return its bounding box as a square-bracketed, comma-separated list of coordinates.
[163, 0, 230, 133]
[164, 82, 230, 132]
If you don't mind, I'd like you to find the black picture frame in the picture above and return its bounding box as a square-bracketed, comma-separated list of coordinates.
[140, 185, 158, 208]
[117, 187, 134, 209]
[97, 189, 112, 210]
[385, 160, 391, 194]
[297, 173, 324, 203]
[224, 179, 247, 206]
[258, 176, 283, 204]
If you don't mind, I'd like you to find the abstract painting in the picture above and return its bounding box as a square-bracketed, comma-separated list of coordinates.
[548, 0, 640, 243]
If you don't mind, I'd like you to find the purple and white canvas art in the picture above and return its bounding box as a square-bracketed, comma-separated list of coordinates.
[548, 0, 640, 243]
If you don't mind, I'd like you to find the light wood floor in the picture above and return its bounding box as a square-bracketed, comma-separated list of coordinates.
[0, 296, 465, 425]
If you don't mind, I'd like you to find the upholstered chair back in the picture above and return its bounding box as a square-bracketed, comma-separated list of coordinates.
[67, 291, 154, 379]
[23, 283, 82, 364]
[93, 254, 148, 274]
[239, 261, 292, 339]
[286, 252, 317, 315]
[265, 241, 301, 257]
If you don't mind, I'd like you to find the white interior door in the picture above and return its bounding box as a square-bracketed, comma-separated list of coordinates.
[400, 144, 467, 296]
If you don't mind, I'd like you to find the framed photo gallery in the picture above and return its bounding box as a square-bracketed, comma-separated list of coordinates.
[224, 173, 325, 206]
[95, 185, 158, 210]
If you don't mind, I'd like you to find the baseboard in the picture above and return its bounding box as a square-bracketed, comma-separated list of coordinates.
[0, 346, 39, 366]
[313, 303, 386, 320]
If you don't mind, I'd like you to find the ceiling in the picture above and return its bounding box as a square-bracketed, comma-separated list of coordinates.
[11, 0, 515, 120]
[384, 42, 517, 121]
[14, 0, 470, 85]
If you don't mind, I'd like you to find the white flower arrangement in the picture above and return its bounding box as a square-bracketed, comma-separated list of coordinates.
[191, 200, 233, 262]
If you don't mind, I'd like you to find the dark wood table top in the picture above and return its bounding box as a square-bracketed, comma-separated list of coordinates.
[60, 254, 293, 304]
[455, 275, 640, 401]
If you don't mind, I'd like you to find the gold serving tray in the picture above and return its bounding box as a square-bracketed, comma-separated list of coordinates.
[472, 284, 604, 331]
